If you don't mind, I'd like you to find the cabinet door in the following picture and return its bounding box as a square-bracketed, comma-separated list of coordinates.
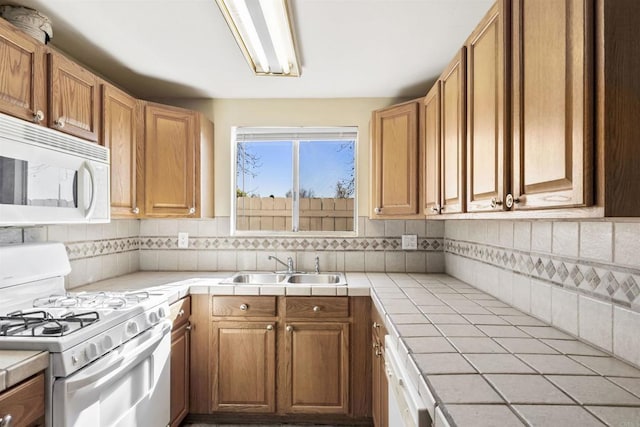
[0, 373, 45, 427]
[102, 84, 141, 217]
[467, 0, 510, 212]
[211, 321, 276, 413]
[424, 82, 442, 216]
[144, 104, 198, 217]
[283, 322, 349, 415]
[371, 101, 421, 217]
[440, 49, 467, 214]
[0, 19, 46, 124]
[512, 0, 593, 209]
[170, 322, 190, 427]
[48, 52, 100, 141]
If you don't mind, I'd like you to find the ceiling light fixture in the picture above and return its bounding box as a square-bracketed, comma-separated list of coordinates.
[216, 0, 301, 77]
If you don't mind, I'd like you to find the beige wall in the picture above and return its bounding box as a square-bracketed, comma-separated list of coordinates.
[158, 98, 402, 216]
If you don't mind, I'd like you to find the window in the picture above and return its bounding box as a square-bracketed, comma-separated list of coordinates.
[233, 127, 357, 234]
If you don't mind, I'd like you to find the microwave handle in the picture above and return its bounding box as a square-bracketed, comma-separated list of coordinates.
[83, 161, 98, 219]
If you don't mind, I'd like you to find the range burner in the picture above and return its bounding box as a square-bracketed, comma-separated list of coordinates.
[33, 291, 150, 310]
[0, 310, 100, 337]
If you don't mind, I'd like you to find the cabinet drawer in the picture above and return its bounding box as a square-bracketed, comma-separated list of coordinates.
[212, 296, 276, 317]
[169, 296, 191, 328]
[286, 297, 349, 318]
[0, 373, 45, 427]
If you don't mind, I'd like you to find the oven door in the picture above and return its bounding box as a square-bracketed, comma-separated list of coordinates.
[52, 321, 171, 427]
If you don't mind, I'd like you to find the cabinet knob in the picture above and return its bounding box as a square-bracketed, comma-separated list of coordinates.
[490, 197, 503, 209]
[266, 324, 273, 331]
[178, 309, 185, 317]
[430, 205, 440, 214]
[286, 325, 293, 332]
[188, 207, 196, 215]
[239, 303, 248, 311]
[373, 321, 380, 329]
[54, 118, 65, 129]
[132, 207, 140, 215]
[185, 323, 192, 331]
[32, 110, 44, 123]
[0, 414, 13, 427]
[312, 306, 321, 312]
[374, 207, 382, 214]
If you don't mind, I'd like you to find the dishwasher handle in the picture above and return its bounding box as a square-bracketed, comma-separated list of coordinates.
[65, 321, 171, 393]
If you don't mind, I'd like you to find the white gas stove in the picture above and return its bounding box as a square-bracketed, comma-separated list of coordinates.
[0, 243, 171, 427]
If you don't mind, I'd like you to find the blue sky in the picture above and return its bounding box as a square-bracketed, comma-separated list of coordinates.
[237, 140, 354, 198]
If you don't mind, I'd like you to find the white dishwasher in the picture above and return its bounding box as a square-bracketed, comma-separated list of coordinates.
[385, 335, 431, 427]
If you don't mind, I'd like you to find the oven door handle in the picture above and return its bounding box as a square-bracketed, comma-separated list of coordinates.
[65, 321, 171, 393]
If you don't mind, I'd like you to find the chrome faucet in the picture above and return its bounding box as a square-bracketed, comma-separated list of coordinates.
[314, 256, 320, 274]
[268, 255, 295, 273]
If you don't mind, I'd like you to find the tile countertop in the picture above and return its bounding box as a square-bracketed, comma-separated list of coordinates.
[77, 271, 640, 427]
[0, 350, 48, 393]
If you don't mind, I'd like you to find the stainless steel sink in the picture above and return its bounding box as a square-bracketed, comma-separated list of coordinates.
[227, 273, 287, 284]
[287, 273, 345, 285]
[222, 272, 347, 286]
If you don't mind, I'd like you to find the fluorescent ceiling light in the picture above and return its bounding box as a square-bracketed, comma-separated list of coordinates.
[216, 0, 301, 77]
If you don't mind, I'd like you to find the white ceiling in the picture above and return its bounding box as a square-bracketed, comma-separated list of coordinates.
[10, 0, 493, 99]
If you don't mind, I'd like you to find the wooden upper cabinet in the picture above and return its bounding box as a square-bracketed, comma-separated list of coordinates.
[283, 322, 349, 415]
[211, 321, 276, 413]
[511, 0, 593, 210]
[0, 18, 46, 124]
[467, 0, 510, 212]
[102, 84, 141, 217]
[144, 102, 214, 218]
[371, 100, 422, 218]
[48, 52, 100, 142]
[423, 82, 442, 216]
[440, 49, 467, 214]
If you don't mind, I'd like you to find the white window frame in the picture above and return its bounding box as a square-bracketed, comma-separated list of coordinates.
[231, 126, 358, 236]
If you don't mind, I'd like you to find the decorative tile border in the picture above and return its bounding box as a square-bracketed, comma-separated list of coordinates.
[445, 238, 640, 309]
[139, 236, 444, 252]
[66, 237, 140, 261]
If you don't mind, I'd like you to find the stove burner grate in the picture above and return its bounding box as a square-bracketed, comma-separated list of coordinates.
[0, 310, 100, 337]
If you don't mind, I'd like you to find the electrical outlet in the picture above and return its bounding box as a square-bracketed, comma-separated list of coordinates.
[401, 234, 418, 250]
[178, 232, 189, 249]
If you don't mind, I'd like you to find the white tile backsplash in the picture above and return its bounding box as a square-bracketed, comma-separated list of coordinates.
[614, 222, 640, 268]
[579, 296, 613, 352]
[613, 307, 640, 367]
[551, 287, 578, 335]
[531, 221, 552, 253]
[580, 222, 613, 262]
[552, 222, 579, 257]
[514, 221, 531, 251]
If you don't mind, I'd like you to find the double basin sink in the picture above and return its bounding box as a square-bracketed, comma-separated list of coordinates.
[221, 272, 347, 286]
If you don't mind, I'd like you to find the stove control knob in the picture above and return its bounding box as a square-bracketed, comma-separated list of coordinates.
[102, 335, 114, 350]
[148, 312, 159, 324]
[126, 321, 139, 336]
[84, 343, 98, 360]
[158, 307, 167, 318]
[71, 355, 79, 365]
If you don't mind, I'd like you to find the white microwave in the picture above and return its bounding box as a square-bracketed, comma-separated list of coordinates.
[0, 113, 110, 225]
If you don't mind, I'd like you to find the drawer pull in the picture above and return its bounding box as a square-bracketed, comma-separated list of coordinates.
[0, 414, 13, 427]
[266, 324, 273, 331]
[286, 325, 293, 332]
[312, 306, 321, 312]
[239, 303, 248, 311]
[178, 309, 185, 317]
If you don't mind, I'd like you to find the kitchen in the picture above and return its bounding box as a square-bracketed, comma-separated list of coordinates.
[0, 0, 639, 426]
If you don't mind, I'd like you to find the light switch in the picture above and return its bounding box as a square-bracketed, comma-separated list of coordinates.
[401, 234, 418, 250]
[178, 232, 189, 249]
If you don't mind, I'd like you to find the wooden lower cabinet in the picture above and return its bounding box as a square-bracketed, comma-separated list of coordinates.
[282, 322, 349, 414]
[0, 373, 45, 427]
[211, 321, 276, 413]
[191, 296, 371, 423]
[169, 297, 191, 427]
